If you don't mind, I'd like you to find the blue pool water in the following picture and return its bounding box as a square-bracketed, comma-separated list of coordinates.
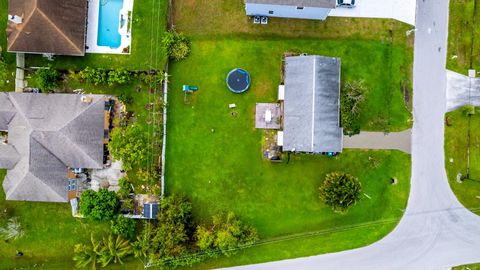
[97, 0, 123, 48]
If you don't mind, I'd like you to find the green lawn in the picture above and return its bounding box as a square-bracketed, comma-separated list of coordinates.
[0, 0, 16, 91]
[166, 38, 411, 268]
[447, 0, 480, 74]
[454, 263, 480, 270]
[25, 0, 168, 70]
[445, 108, 480, 212]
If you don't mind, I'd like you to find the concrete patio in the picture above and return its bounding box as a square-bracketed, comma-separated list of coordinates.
[255, 103, 282, 129]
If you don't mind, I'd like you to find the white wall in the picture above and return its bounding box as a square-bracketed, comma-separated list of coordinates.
[245, 4, 331, 20]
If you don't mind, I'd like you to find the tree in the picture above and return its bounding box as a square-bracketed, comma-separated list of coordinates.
[341, 81, 366, 135]
[195, 212, 258, 256]
[162, 31, 191, 61]
[73, 235, 102, 270]
[79, 189, 119, 221]
[108, 124, 151, 171]
[0, 217, 24, 241]
[319, 172, 362, 212]
[98, 234, 133, 267]
[111, 215, 136, 240]
[36, 66, 60, 90]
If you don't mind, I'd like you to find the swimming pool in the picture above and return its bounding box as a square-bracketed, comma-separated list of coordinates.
[97, 0, 123, 48]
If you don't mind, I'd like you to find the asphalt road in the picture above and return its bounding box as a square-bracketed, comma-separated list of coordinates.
[227, 0, 480, 269]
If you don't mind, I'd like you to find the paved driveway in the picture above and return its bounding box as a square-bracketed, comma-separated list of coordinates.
[343, 130, 411, 154]
[446, 70, 480, 112]
[226, 1, 480, 269]
[329, 0, 417, 26]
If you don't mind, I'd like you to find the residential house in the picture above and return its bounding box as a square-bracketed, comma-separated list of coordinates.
[244, 0, 336, 20]
[281, 55, 343, 153]
[0, 93, 109, 202]
[6, 0, 88, 56]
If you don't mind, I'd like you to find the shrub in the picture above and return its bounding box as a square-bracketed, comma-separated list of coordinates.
[79, 189, 119, 220]
[108, 124, 151, 171]
[107, 68, 131, 86]
[118, 92, 133, 104]
[118, 177, 133, 198]
[111, 215, 136, 240]
[195, 212, 258, 256]
[73, 234, 132, 269]
[319, 172, 362, 212]
[162, 31, 191, 61]
[83, 67, 108, 85]
[462, 104, 475, 116]
[0, 217, 24, 241]
[36, 66, 60, 90]
[0, 60, 7, 87]
[341, 81, 366, 136]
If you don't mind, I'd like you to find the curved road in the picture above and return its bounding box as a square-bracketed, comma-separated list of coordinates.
[229, 0, 480, 269]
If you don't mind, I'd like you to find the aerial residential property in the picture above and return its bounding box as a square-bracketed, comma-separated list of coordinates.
[0, 93, 110, 202]
[0, 0, 479, 269]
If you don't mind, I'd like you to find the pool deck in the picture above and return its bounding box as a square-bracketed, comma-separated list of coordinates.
[86, 0, 134, 54]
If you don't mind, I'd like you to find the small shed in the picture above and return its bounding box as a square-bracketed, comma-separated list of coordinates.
[143, 203, 159, 219]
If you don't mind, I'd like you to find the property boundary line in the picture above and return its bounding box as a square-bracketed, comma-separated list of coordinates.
[160, 65, 168, 198]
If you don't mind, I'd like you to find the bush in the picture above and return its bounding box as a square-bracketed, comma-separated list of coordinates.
[162, 31, 191, 61]
[0, 217, 24, 241]
[118, 177, 133, 198]
[83, 67, 108, 85]
[319, 172, 362, 212]
[36, 66, 60, 90]
[107, 68, 131, 86]
[118, 92, 133, 104]
[108, 124, 152, 171]
[0, 60, 7, 87]
[111, 215, 136, 240]
[79, 189, 119, 220]
[462, 104, 475, 116]
[195, 212, 258, 256]
[341, 81, 366, 136]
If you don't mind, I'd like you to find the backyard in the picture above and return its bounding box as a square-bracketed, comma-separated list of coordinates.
[447, 0, 480, 74]
[445, 108, 480, 212]
[166, 37, 412, 268]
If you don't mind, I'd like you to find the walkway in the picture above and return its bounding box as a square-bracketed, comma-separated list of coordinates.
[446, 70, 480, 112]
[15, 53, 25, 92]
[227, 0, 480, 269]
[329, 0, 416, 26]
[343, 130, 411, 154]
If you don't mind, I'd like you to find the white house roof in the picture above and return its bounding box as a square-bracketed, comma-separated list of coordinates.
[283, 55, 343, 153]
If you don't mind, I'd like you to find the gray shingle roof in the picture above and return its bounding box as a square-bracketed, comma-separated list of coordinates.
[0, 144, 20, 169]
[0, 92, 16, 131]
[283, 55, 343, 153]
[244, 0, 336, 8]
[0, 93, 105, 202]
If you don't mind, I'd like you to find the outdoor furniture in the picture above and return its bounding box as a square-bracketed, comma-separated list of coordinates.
[229, 103, 236, 108]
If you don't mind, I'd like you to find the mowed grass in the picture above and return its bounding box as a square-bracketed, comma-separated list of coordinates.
[447, 0, 480, 74]
[166, 39, 411, 268]
[445, 108, 480, 212]
[24, 0, 168, 70]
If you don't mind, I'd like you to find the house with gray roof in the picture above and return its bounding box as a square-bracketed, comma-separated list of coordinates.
[0, 93, 108, 202]
[244, 0, 336, 20]
[282, 55, 343, 153]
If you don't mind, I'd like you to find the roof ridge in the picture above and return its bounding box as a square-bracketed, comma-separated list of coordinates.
[21, 172, 65, 201]
[7, 0, 38, 51]
[58, 96, 105, 131]
[32, 130, 101, 168]
[36, 8, 83, 54]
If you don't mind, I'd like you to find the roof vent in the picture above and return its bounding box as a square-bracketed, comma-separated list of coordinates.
[81, 95, 93, 104]
[8, 15, 22, 24]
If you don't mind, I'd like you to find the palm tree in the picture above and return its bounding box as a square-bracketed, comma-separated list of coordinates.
[0, 217, 24, 241]
[73, 235, 103, 270]
[98, 234, 132, 267]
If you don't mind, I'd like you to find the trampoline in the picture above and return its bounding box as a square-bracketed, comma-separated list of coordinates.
[226, 68, 250, 93]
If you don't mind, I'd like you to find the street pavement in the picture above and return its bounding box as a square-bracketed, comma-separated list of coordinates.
[226, 0, 480, 269]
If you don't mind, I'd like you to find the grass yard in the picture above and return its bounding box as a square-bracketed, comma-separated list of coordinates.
[454, 264, 480, 270]
[166, 38, 411, 268]
[445, 108, 480, 212]
[447, 0, 480, 74]
[0, 0, 16, 91]
[24, 0, 168, 70]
